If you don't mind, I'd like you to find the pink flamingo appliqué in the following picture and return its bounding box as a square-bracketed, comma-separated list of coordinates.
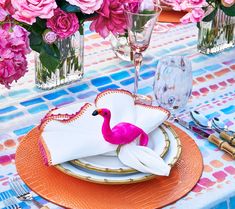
[92, 108, 149, 146]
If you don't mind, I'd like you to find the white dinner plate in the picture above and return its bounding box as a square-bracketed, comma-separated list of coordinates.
[70, 126, 170, 174]
[55, 123, 181, 184]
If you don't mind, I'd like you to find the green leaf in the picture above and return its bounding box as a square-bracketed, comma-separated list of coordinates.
[221, 4, 235, 16]
[29, 32, 43, 53]
[202, 7, 218, 22]
[39, 50, 60, 73]
[61, 4, 81, 13]
[39, 44, 61, 72]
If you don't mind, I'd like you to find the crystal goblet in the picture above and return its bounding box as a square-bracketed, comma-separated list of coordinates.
[124, 1, 162, 104]
[153, 55, 192, 118]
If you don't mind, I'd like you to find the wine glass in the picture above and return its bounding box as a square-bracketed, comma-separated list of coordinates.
[153, 55, 192, 118]
[124, 1, 162, 105]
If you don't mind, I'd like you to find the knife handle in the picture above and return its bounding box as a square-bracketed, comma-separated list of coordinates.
[219, 131, 235, 146]
[208, 135, 235, 159]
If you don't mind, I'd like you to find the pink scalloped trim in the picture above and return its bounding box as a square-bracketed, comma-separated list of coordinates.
[135, 103, 171, 119]
[95, 89, 170, 118]
[38, 135, 51, 166]
[39, 103, 92, 131]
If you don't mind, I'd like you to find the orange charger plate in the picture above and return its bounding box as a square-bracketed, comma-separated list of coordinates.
[16, 124, 203, 209]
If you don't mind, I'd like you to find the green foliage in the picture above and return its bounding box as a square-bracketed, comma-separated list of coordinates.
[202, 7, 218, 22]
[39, 44, 61, 75]
[221, 4, 235, 16]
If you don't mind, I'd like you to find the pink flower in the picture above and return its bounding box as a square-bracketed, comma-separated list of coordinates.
[43, 30, 58, 44]
[180, 7, 205, 23]
[222, 0, 235, 7]
[46, 8, 79, 39]
[0, 0, 14, 16]
[0, 8, 8, 21]
[187, 0, 206, 7]
[11, 0, 57, 25]
[90, 0, 127, 38]
[65, 0, 103, 14]
[0, 24, 30, 88]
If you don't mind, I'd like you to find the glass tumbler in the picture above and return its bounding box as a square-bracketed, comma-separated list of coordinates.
[153, 56, 192, 116]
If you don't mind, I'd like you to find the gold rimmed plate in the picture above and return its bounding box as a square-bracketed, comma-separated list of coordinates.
[55, 123, 182, 184]
[70, 126, 170, 174]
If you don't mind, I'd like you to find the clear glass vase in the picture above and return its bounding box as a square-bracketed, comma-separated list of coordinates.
[35, 31, 84, 90]
[198, 8, 235, 54]
[109, 33, 133, 62]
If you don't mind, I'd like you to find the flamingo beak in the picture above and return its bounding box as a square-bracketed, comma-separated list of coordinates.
[92, 109, 101, 116]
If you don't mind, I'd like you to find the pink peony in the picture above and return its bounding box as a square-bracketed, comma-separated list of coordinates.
[11, 0, 57, 25]
[0, 0, 14, 16]
[0, 24, 30, 88]
[180, 7, 205, 23]
[46, 8, 79, 39]
[0, 8, 8, 21]
[65, 0, 103, 14]
[90, 0, 127, 38]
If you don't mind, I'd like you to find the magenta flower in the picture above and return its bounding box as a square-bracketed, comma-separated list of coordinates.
[0, 8, 8, 21]
[90, 0, 127, 38]
[47, 8, 79, 39]
[0, 24, 30, 88]
[11, 0, 57, 25]
[65, 0, 103, 14]
[180, 7, 205, 23]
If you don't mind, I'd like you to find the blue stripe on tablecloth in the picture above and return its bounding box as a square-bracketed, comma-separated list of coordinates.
[77, 91, 97, 99]
[140, 71, 155, 80]
[13, 125, 35, 136]
[221, 105, 235, 115]
[68, 84, 89, 93]
[120, 78, 134, 86]
[43, 90, 69, 100]
[0, 112, 24, 122]
[91, 76, 112, 87]
[138, 86, 152, 94]
[52, 97, 76, 107]
[229, 196, 235, 209]
[8, 89, 31, 98]
[20, 98, 45, 107]
[211, 201, 228, 209]
[28, 104, 49, 114]
[98, 84, 119, 92]
[111, 71, 130, 81]
[0, 106, 17, 114]
[192, 69, 207, 77]
[204, 64, 222, 72]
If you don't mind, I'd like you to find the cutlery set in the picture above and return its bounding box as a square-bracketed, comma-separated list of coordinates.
[2, 177, 49, 209]
[175, 111, 235, 159]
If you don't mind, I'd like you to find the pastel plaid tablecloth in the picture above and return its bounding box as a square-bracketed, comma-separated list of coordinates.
[0, 22, 235, 209]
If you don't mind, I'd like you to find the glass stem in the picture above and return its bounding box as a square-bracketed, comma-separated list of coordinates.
[133, 52, 143, 96]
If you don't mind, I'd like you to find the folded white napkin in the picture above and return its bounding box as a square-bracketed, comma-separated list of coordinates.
[39, 89, 170, 175]
[118, 142, 171, 176]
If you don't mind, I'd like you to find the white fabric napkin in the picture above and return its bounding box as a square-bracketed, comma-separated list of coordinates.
[39, 90, 170, 175]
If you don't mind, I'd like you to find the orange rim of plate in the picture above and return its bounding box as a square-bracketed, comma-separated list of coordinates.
[16, 123, 203, 209]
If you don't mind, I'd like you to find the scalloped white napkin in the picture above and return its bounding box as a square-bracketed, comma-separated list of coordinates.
[39, 90, 170, 176]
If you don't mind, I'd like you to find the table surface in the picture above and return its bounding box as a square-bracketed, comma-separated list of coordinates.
[0, 22, 235, 209]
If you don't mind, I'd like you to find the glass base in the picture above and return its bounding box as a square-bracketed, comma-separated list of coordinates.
[134, 94, 152, 105]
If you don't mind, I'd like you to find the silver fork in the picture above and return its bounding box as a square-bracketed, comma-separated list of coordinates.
[3, 197, 21, 209]
[9, 177, 49, 209]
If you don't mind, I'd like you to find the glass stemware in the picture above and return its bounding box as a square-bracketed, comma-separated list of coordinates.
[124, 1, 162, 104]
[153, 55, 192, 118]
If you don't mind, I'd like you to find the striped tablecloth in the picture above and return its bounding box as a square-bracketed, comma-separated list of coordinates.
[0, 22, 235, 209]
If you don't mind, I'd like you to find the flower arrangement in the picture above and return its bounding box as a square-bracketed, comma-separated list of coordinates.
[0, 0, 128, 88]
[161, 0, 235, 23]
